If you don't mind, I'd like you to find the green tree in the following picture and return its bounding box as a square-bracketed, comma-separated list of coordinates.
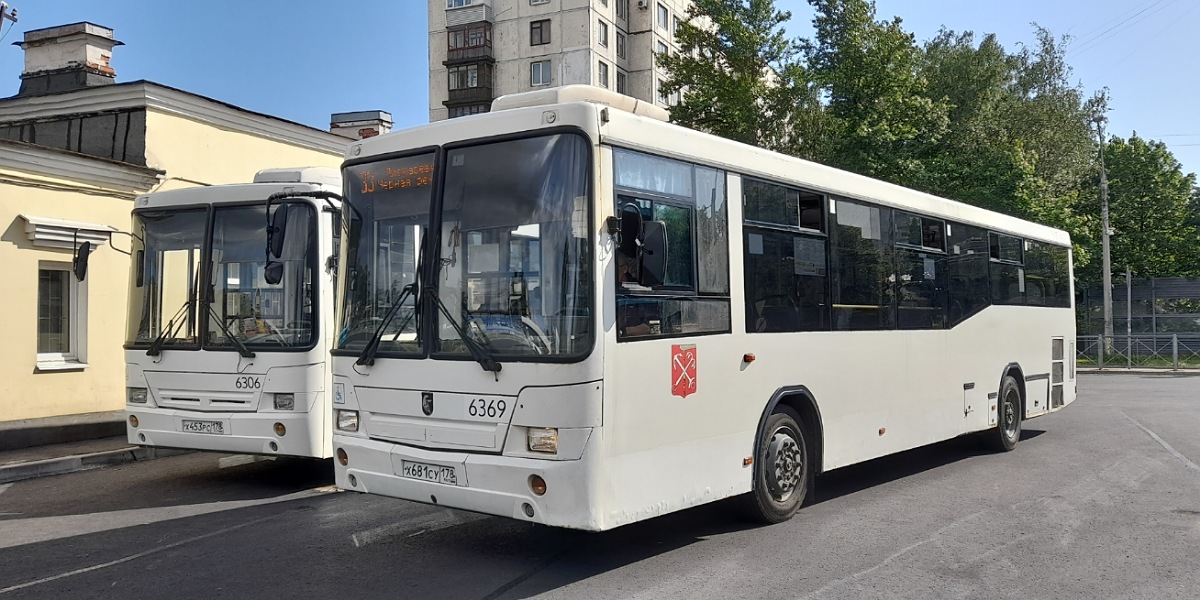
[1079, 135, 1200, 280]
[658, 0, 826, 159]
[803, 0, 949, 186]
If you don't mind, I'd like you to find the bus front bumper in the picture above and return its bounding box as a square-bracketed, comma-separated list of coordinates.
[126, 408, 327, 458]
[333, 435, 600, 531]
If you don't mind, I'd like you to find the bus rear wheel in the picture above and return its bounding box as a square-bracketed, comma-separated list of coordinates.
[743, 407, 809, 524]
[983, 375, 1022, 452]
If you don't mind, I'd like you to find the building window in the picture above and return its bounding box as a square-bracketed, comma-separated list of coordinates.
[448, 64, 480, 90]
[37, 262, 86, 368]
[598, 61, 610, 88]
[658, 4, 669, 29]
[617, 32, 626, 58]
[449, 105, 490, 118]
[598, 20, 609, 47]
[658, 79, 668, 104]
[617, 0, 629, 20]
[447, 0, 473, 7]
[673, 15, 682, 37]
[531, 60, 552, 86]
[656, 40, 668, 56]
[531, 19, 551, 46]
[530, 0, 549, 4]
[448, 24, 490, 50]
[617, 70, 627, 94]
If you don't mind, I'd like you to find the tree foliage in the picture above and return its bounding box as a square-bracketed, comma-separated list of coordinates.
[657, 0, 1200, 280]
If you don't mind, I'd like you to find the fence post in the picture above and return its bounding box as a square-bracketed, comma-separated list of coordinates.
[1127, 335, 1132, 369]
[1173, 334, 1179, 371]
[1098, 334, 1105, 369]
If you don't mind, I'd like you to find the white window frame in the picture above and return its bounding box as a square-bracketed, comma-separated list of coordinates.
[616, 70, 627, 94]
[598, 61, 610, 88]
[36, 261, 88, 371]
[657, 4, 669, 29]
[531, 60, 552, 86]
[598, 20, 609, 47]
[617, 31, 626, 58]
[447, 0, 473, 7]
[530, 0, 550, 4]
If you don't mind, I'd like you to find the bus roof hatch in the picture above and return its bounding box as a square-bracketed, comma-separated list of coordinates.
[491, 85, 670, 123]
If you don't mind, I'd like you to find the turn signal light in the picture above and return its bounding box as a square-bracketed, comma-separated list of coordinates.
[336, 448, 348, 466]
[529, 474, 547, 496]
[128, 415, 139, 428]
[274, 422, 287, 437]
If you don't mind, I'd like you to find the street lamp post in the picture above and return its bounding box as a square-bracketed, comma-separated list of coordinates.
[1095, 115, 1113, 350]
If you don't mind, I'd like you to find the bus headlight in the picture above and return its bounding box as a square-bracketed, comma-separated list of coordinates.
[128, 388, 148, 404]
[527, 428, 558, 453]
[273, 393, 295, 411]
[336, 410, 359, 432]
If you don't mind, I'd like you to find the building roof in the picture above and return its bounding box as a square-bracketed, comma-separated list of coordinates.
[0, 80, 349, 155]
[0, 137, 164, 197]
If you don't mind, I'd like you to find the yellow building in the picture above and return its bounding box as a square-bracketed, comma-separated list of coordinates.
[0, 23, 369, 432]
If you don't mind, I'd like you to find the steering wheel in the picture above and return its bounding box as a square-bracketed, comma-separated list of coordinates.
[466, 316, 552, 355]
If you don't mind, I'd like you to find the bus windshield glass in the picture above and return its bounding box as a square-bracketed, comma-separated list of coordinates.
[127, 203, 317, 349]
[128, 209, 207, 347]
[207, 204, 316, 349]
[338, 153, 436, 355]
[337, 133, 593, 361]
[437, 134, 592, 359]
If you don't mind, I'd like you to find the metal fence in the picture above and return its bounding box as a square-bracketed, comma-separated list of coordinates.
[1076, 334, 1200, 370]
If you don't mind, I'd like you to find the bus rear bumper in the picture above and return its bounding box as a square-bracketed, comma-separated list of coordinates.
[126, 408, 328, 458]
[334, 435, 600, 531]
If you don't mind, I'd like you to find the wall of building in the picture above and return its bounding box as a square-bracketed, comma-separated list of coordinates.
[0, 115, 344, 424]
[0, 172, 138, 422]
[144, 110, 344, 191]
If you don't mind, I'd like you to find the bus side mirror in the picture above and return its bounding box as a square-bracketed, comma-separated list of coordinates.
[135, 249, 145, 288]
[264, 261, 285, 286]
[618, 204, 643, 257]
[268, 203, 290, 259]
[638, 220, 667, 287]
[72, 241, 92, 282]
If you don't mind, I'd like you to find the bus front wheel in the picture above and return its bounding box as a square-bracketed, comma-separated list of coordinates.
[983, 375, 1022, 452]
[743, 407, 810, 524]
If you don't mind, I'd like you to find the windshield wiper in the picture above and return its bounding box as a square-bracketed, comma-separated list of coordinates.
[147, 275, 202, 356]
[355, 283, 418, 366]
[356, 230, 425, 367]
[428, 290, 502, 380]
[203, 299, 255, 358]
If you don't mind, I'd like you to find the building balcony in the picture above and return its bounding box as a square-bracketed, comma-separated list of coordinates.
[445, 44, 494, 66]
[444, 86, 494, 107]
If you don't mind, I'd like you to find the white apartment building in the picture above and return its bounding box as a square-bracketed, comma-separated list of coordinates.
[428, 0, 691, 121]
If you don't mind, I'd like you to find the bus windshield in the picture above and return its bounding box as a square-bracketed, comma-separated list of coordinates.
[338, 133, 593, 360]
[127, 203, 317, 349]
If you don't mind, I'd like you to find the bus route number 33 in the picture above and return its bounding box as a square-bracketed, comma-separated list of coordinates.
[234, 376, 262, 390]
[468, 398, 507, 419]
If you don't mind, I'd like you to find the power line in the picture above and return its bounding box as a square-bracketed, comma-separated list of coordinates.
[1072, 0, 1182, 55]
[1110, 1, 1200, 67]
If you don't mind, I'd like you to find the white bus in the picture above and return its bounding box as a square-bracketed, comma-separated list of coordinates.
[329, 86, 1076, 531]
[125, 167, 343, 458]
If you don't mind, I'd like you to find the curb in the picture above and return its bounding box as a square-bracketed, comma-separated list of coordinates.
[1078, 368, 1200, 376]
[0, 446, 190, 485]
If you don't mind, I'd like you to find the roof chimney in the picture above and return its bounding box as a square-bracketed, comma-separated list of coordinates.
[330, 110, 393, 140]
[15, 22, 123, 96]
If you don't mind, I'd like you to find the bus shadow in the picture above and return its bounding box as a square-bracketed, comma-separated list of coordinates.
[812, 428, 1046, 505]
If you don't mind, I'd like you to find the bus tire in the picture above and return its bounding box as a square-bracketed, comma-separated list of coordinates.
[984, 375, 1022, 452]
[743, 407, 809, 524]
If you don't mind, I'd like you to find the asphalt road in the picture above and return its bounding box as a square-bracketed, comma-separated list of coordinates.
[2, 374, 1200, 599]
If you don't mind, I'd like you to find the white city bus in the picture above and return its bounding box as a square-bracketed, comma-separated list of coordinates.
[330, 86, 1076, 530]
[125, 167, 342, 458]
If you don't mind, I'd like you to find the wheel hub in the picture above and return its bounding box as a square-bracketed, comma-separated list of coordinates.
[766, 430, 803, 503]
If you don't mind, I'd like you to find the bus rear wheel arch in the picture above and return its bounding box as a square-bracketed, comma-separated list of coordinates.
[743, 406, 811, 524]
[984, 371, 1023, 452]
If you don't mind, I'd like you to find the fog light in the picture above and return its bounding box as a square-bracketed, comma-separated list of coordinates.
[529, 474, 547, 496]
[128, 415, 139, 428]
[336, 447, 348, 466]
[273, 393, 295, 411]
[337, 410, 359, 432]
[274, 422, 286, 436]
[128, 388, 148, 404]
[527, 427, 558, 453]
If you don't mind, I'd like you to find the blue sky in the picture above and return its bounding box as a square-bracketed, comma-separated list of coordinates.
[0, 0, 1196, 176]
